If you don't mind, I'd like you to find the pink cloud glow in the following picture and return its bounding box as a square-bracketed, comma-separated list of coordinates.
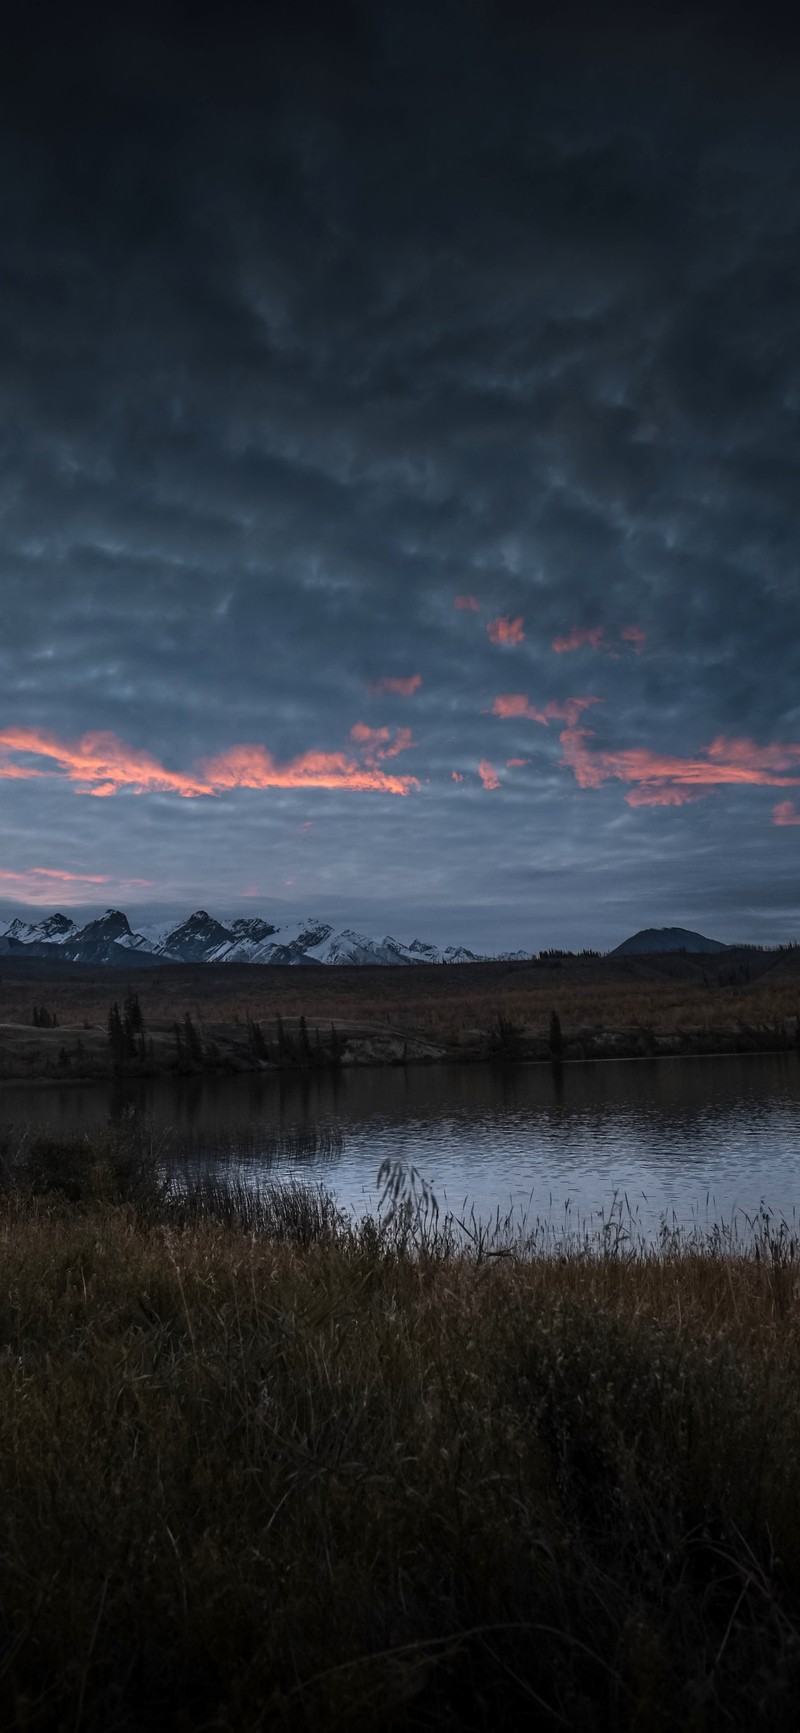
[487, 615, 525, 646]
[455, 595, 480, 611]
[491, 693, 601, 727]
[0, 724, 419, 799]
[505, 758, 530, 767]
[0, 727, 214, 797]
[349, 723, 416, 765]
[0, 868, 110, 885]
[552, 625, 605, 653]
[773, 800, 800, 825]
[478, 759, 501, 790]
[559, 728, 800, 807]
[203, 742, 417, 795]
[451, 770, 464, 782]
[0, 867, 152, 905]
[367, 674, 423, 696]
[621, 624, 646, 653]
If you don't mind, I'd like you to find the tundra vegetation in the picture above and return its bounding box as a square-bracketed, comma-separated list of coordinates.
[0, 1127, 799, 1728]
[2, 949, 800, 1078]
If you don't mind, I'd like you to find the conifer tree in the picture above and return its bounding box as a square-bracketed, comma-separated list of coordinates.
[123, 990, 144, 1051]
[107, 1003, 126, 1070]
[548, 1009, 564, 1061]
[183, 1012, 204, 1067]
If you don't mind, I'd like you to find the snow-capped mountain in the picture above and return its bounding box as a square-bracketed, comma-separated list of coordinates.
[0, 912, 78, 946]
[0, 906, 525, 967]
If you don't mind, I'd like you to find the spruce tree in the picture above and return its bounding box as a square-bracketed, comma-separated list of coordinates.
[183, 1012, 204, 1067]
[107, 1003, 126, 1070]
[548, 1009, 564, 1061]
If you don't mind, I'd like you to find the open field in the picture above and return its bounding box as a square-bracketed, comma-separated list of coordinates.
[1, 947, 800, 1079]
[1, 1130, 800, 1729]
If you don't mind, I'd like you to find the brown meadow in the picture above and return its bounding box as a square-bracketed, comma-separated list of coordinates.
[1, 947, 800, 1078]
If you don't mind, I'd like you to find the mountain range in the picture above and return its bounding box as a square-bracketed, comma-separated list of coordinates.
[0, 911, 734, 970]
[0, 908, 533, 968]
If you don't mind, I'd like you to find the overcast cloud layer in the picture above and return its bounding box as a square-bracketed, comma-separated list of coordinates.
[1, 0, 799, 950]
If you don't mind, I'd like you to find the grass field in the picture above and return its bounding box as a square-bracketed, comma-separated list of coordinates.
[0, 1129, 799, 1728]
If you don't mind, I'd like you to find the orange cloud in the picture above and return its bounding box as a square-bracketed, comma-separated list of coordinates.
[0, 727, 213, 797]
[773, 801, 800, 826]
[455, 595, 480, 611]
[350, 723, 391, 748]
[0, 725, 419, 800]
[560, 728, 800, 807]
[506, 758, 530, 768]
[487, 615, 525, 646]
[478, 759, 501, 790]
[491, 693, 601, 727]
[349, 723, 416, 766]
[451, 770, 464, 782]
[203, 742, 417, 795]
[367, 674, 423, 696]
[622, 785, 706, 808]
[552, 626, 605, 653]
[621, 624, 646, 653]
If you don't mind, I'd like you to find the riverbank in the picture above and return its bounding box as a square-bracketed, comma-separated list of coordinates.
[1, 1134, 800, 1729]
[1, 1011, 798, 1082]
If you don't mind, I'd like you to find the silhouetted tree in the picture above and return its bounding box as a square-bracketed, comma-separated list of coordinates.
[123, 989, 143, 1046]
[183, 1012, 204, 1067]
[276, 1013, 293, 1064]
[248, 1018, 269, 1062]
[107, 1003, 126, 1070]
[548, 1010, 564, 1061]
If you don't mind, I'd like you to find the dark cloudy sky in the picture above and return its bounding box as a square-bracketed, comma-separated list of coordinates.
[1, 0, 799, 949]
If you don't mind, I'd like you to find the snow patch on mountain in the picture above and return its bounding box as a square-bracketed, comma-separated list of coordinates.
[0, 906, 532, 966]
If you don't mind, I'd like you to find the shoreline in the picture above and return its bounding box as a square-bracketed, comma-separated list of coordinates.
[0, 1028, 798, 1089]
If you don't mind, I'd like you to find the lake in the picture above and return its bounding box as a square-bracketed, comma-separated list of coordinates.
[3, 1050, 800, 1243]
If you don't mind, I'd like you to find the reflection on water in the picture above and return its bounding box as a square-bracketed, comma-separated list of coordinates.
[2, 1053, 800, 1236]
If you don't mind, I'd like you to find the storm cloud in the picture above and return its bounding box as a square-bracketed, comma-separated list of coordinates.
[1, 0, 799, 947]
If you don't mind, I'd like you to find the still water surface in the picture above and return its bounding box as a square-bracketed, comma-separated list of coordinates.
[3, 1052, 800, 1239]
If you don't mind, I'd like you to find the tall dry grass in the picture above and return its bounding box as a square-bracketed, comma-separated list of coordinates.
[0, 1132, 799, 1726]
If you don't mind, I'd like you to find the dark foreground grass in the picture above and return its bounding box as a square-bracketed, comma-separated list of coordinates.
[1, 1133, 800, 1728]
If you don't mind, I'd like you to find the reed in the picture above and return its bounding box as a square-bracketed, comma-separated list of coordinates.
[0, 1131, 799, 1728]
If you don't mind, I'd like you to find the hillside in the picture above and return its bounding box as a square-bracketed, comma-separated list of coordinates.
[612, 926, 729, 956]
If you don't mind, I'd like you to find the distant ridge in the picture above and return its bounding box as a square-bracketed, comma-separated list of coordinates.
[612, 926, 728, 956]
